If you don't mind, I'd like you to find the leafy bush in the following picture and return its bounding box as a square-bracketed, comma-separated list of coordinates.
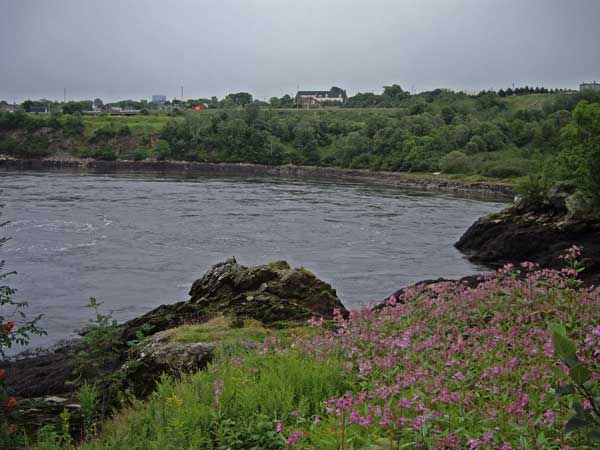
[0, 138, 19, 155]
[62, 115, 85, 137]
[153, 139, 171, 161]
[440, 150, 471, 174]
[116, 125, 131, 137]
[480, 158, 534, 178]
[515, 174, 550, 205]
[132, 148, 150, 161]
[89, 126, 117, 144]
[94, 148, 117, 161]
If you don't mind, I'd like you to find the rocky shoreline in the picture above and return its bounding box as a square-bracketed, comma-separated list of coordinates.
[455, 197, 600, 284]
[0, 158, 514, 200]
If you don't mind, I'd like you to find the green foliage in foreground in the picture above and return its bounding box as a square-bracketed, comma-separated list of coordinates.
[550, 323, 600, 442]
[68, 349, 349, 450]
[32, 251, 600, 449]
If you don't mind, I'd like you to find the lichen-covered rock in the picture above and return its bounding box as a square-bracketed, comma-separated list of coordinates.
[188, 258, 346, 324]
[120, 331, 216, 397]
[120, 258, 346, 342]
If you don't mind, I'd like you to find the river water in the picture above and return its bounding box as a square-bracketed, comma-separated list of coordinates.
[1, 171, 505, 350]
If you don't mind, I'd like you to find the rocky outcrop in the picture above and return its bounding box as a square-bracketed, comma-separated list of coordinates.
[455, 195, 600, 283]
[120, 332, 217, 397]
[3, 259, 345, 399]
[1, 259, 345, 437]
[188, 258, 346, 323]
[120, 258, 345, 343]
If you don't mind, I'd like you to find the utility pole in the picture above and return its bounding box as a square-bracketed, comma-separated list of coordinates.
[181, 86, 184, 102]
[63, 88, 66, 102]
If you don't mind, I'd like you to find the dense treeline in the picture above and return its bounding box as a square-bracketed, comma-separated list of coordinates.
[152, 89, 600, 178]
[1, 88, 600, 207]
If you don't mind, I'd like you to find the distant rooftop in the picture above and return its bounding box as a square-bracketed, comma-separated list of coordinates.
[296, 90, 345, 98]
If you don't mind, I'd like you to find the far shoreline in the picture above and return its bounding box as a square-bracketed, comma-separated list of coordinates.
[0, 158, 514, 200]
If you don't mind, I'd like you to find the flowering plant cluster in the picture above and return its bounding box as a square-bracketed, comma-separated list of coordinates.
[76, 247, 600, 450]
[265, 246, 600, 449]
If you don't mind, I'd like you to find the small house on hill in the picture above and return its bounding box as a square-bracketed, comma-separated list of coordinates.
[295, 87, 347, 106]
[0, 104, 18, 113]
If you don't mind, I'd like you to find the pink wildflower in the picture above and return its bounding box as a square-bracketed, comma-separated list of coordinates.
[285, 431, 302, 446]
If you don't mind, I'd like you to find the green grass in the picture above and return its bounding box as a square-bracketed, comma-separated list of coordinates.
[503, 93, 555, 110]
[81, 114, 175, 138]
[71, 350, 349, 450]
[167, 317, 270, 344]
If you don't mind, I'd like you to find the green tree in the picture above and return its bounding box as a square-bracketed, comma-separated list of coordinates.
[465, 135, 486, 154]
[154, 139, 172, 161]
[552, 101, 600, 204]
[294, 122, 319, 165]
[382, 84, 410, 105]
[440, 150, 471, 174]
[226, 92, 253, 107]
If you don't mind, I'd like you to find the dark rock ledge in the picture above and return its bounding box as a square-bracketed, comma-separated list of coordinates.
[455, 193, 600, 284]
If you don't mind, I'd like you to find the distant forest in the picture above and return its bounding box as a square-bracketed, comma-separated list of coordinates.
[1, 86, 600, 207]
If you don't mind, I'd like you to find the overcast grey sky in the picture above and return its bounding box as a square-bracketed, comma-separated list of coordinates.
[1, 0, 599, 103]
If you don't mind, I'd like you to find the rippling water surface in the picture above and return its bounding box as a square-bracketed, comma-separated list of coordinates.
[1, 171, 505, 349]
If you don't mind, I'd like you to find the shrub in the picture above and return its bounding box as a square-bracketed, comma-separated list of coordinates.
[153, 139, 171, 161]
[480, 158, 533, 178]
[0, 138, 19, 155]
[515, 174, 550, 205]
[62, 115, 85, 137]
[117, 125, 131, 137]
[465, 135, 486, 154]
[89, 126, 117, 143]
[12, 147, 52, 159]
[439, 150, 471, 174]
[93, 148, 117, 161]
[132, 148, 150, 161]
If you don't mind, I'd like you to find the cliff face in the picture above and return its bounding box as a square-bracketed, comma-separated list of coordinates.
[455, 200, 600, 282]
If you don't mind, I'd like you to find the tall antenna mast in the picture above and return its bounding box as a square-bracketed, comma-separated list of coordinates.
[63, 88, 66, 102]
[181, 86, 184, 101]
